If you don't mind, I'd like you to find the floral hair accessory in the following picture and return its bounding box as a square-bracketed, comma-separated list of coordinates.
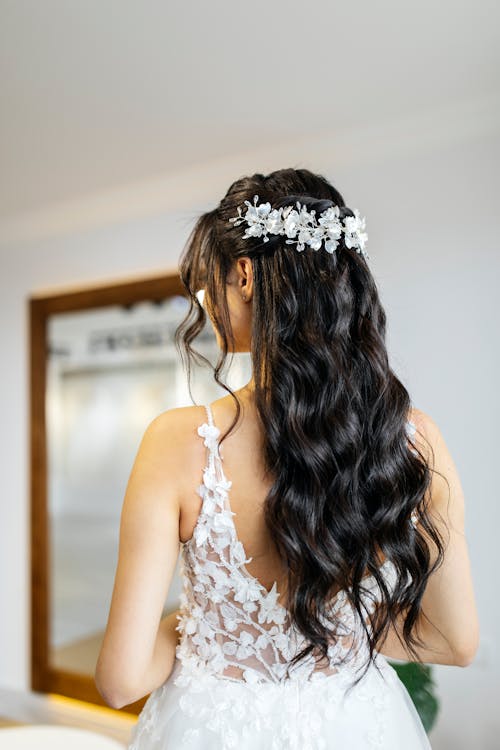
[228, 194, 369, 259]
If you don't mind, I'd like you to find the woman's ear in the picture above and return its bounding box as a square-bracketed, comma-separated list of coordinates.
[236, 257, 253, 299]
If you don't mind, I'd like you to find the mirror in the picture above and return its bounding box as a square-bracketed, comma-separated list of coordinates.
[30, 273, 252, 711]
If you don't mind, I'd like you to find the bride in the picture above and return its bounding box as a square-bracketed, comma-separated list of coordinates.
[95, 167, 479, 749]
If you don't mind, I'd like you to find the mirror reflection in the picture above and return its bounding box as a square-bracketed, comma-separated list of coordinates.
[45, 294, 251, 677]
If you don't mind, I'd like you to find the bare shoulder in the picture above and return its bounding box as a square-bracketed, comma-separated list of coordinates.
[146, 404, 207, 442]
[408, 407, 464, 517]
[142, 404, 209, 495]
[408, 407, 441, 458]
[146, 406, 206, 462]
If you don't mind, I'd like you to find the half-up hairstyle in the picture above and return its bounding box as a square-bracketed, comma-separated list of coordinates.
[174, 167, 448, 691]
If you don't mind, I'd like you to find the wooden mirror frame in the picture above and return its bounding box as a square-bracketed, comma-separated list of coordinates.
[29, 271, 185, 713]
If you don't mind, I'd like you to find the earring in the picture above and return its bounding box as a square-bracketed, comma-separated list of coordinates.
[242, 294, 247, 301]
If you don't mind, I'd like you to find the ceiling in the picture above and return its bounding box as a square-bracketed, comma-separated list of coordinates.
[1, 0, 499, 220]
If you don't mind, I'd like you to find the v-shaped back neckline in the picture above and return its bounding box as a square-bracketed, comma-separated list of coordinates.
[192, 401, 396, 615]
[201, 402, 288, 608]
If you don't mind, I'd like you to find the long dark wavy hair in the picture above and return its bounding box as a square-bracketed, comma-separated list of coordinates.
[174, 167, 449, 689]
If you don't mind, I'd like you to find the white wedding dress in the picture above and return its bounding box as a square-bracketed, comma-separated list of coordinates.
[127, 404, 432, 750]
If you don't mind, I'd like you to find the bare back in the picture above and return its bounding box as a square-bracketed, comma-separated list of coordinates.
[177, 388, 418, 604]
[179, 389, 289, 604]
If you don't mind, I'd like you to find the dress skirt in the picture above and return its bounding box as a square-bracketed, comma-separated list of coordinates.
[126, 652, 432, 750]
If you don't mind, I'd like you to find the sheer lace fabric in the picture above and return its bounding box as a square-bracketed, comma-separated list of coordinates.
[127, 409, 431, 750]
[175, 404, 411, 685]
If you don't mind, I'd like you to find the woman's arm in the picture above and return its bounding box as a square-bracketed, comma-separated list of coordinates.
[377, 408, 480, 667]
[95, 410, 187, 709]
[97, 607, 182, 709]
[134, 608, 182, 697]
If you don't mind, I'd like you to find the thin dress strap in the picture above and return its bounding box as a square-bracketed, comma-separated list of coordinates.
[201, 402, 224, 460]
[204, 402, 214, 427]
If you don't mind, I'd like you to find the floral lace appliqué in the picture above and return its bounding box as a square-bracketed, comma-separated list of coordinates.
[129, 406, 418, 750]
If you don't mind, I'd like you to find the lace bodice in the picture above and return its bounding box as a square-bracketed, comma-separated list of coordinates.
[173, 404, 418, 687]
[127, 408, 426, 750]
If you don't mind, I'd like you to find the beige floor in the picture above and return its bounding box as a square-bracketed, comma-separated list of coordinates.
[51, 631, 103, 674]
[0, 718, 25, 727]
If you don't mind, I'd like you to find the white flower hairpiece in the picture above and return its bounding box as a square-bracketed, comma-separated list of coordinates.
[228, 194, 369, 259]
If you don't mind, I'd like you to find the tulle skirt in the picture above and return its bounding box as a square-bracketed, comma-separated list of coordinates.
[126, 653, 432, 750]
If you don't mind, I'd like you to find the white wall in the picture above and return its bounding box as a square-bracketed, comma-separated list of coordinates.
[0, 120, 498, 748]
